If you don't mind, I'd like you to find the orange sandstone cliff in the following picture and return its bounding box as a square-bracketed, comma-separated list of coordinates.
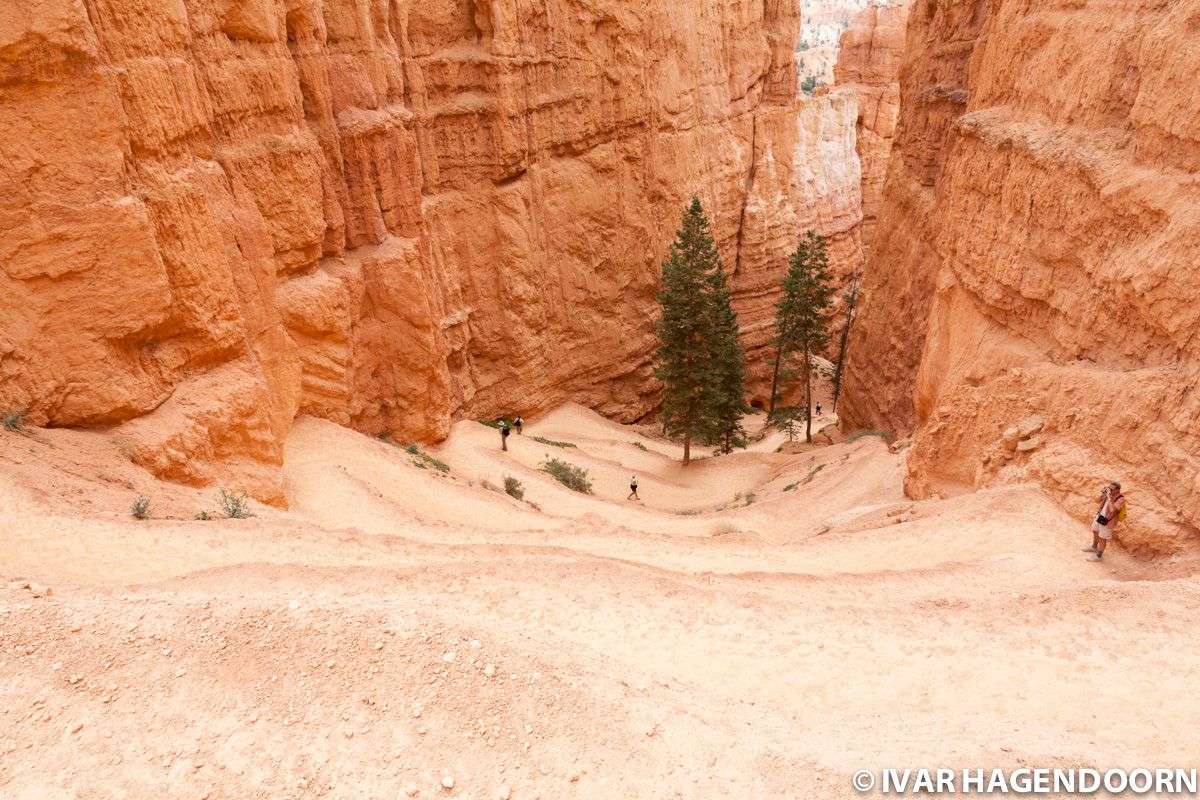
[0, 0, 862, 501]
[841, 0, 1200, 553]
[833, 1, 910, 247]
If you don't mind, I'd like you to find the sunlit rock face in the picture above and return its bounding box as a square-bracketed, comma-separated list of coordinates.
[841, 0, 1200, 553]
[0, 0, 865, 500]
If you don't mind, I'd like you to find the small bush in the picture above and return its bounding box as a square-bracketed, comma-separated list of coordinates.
[676, 509, 701, 516]
[526, 501, 542, 512]
[195, 511, 212, 521]
[130, 496, 151, 520]
[783, 482, 799, 492]
[712, 522, 740, 536]
[846, 429, 890, 443]
[479, 419, 511, 430]
[801, 463, 826, 485]
[631, 441, 649, 452]
[403, 443, 450, 473]
[540, 458, 593, 494]
[480, 478, 501, 493]
[219, 488, 254, 519]
[2, 407, 26, 431]
[530, 435, 576, 449]
[744, 493, 757, 506]
[504, 476, 525, 501]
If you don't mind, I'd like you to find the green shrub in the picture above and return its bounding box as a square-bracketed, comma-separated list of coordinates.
[479, 418, 510, 430]
[846, 429, 890, 443]
[630, 441, 649, 452]
[480, 478, 501, 493]
[744, 493, 757, 506]
[801, 463, 826, 485]
[219, 488, 254, 519]
[130, 496, 150, 520]
[195, 511, 212, 521]
[403, 443, 450, 473]
[676, 509, 701, 516]
[2, 407, 26, 431]
[504, 476, 525, 501]
[783, 482, 799, 492]
[712, 522, 739, 536]
[540, 458, 593, 494]
[530, 435, 576, 449]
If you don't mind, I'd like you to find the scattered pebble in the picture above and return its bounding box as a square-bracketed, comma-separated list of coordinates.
[484, 664, 496, 678]
[441, 774, 455, 790]
[68, 722, 83, 735]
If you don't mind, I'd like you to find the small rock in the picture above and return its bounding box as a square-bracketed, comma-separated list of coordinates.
[343, 728, 354, 739]
[498, 787, 511, 800]
[1001, 427, 1020, 450]
[412, 704, 423, 718]
[68, 722, 83, 735]
[373, 641, 384, 651]
[405, 785, 420, 797]
[484, 664, 496, 678]
[1016, 436, 1041, 452]
[174, 667, 187, 678]
[441, 774, 455, 790]
[288, 600, 300, 610]
[442, 651, 455, 663]
[1017, 415, 1045, 439]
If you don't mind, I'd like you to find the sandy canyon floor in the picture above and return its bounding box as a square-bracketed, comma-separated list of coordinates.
[2, 405, 1198, 799]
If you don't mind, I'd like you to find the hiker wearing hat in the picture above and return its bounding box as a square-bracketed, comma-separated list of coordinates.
[1084, 481, 1125, 561]
[498, 418, 511, 451]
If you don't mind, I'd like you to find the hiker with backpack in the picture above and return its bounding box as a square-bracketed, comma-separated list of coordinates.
[1084, 481, 1125, 561]
[514, 415, 524, 435]
[498, 418, 511, 451]
[628, 474, 639, 501]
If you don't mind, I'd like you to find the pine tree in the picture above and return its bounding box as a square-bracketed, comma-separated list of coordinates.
[654, 197, 747, 464]
[706, 255, 750, 453]
[830, 279, 858, 412]
[768, 230, 836, 443]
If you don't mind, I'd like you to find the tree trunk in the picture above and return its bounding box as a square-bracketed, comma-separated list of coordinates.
[682, 433, 691, 466]
[767, 341, 785, 420]
[832, 286, 856, 412]
[804, 341, 813, 444]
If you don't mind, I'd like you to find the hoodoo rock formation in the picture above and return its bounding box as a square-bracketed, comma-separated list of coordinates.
[0, 0, 866, 501]
[841, 0, 1200, 553]
[832, 0, 910, 246]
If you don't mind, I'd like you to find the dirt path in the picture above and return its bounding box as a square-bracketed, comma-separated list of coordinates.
[2, 406, 1197, 798]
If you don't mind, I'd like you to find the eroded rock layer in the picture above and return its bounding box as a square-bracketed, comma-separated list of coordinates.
[842, 0, 1200, 553]
[0, 0, 862, 500]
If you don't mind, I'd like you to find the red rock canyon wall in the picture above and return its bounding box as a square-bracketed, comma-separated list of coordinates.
[842, 0, 1200, 553]
[0, 0, 867, 501]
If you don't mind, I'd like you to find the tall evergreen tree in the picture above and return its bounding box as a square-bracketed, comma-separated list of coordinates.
[768, 230, 836, 443]
[830, 279, 859, 412]
[654, 197, 747, 465]
[706, 254, 750, 453]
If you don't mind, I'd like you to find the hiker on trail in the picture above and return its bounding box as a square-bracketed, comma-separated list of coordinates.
[1084, 481, 1125, 561]
[815, 402, 823, 416]
[514, 415, 524, 435]
[628, 474, 639, 501]
[498, 418, 511, 451]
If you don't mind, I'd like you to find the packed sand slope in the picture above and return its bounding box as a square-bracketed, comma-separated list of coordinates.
[3, 405, 1199, 798]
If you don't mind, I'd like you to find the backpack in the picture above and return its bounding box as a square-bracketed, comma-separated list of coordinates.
[1117, 497, 1127, 522]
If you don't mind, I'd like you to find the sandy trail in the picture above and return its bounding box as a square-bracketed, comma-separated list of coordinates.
[2, 405, 1198, 798]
